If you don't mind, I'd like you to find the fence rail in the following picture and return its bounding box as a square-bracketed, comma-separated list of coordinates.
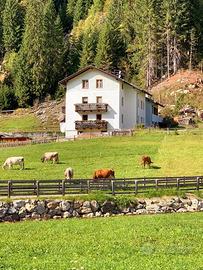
[0, 176, 203, 197]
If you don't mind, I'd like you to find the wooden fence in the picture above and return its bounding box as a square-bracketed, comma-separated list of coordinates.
[0, 176, 203, 197]
[0, 137, 58, 148]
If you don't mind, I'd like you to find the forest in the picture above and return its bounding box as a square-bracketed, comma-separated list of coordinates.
[0, 0, 203, 109]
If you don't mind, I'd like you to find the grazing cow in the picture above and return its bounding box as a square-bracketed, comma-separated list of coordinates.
[141, 155, 153, 168]
[2, 156, 24, 170]
[93, 169, 115, 180]
[64, 167, 74, 180]
[41, 152, 59, 164]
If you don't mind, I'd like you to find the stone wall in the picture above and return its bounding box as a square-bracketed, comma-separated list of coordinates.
[0, 197, 203, 222]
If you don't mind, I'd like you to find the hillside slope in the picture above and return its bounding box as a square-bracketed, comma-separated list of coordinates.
[0, 99, 64, 132]
[151, 70, 203, 110]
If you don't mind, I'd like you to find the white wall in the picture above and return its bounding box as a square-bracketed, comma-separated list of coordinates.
[64, 70, 121, 137]
[120, 83, 137, 129]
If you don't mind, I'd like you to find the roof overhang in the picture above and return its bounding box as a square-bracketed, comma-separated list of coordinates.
[59, 65, 152, 96]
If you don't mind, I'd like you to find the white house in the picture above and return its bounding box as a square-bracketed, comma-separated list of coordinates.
[59, 66, 162, 138]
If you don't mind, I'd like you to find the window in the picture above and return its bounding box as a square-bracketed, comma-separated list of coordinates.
[121, 97, 124, 106]
[122, 114, 124, 124]
[96, 96, 102, 103]
[96, 114, 102, 120]
[96, 79, 103, 88]
[82, 80, 89, 89]
[82, 97, 88, 104]
[82, 115, 88, 121]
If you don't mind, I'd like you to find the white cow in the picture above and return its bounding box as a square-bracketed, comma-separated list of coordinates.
[41, 152, 59, 164]
[64, 167, 74, 180]
[2, 156, 24, 170]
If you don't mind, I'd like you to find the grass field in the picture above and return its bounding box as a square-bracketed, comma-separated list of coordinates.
[1, 130, 203, 180]
[0, 114, 41, 132]
[0, 213, 202, 270]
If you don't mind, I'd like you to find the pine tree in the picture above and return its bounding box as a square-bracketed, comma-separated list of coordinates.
[2, 0, 24, 52]
[15, 0, 46, 106]
[80, 28, 98, 67]
[43, 0, 64, 95]
[0, 0, 6, 58]
[94, 22, 112, 69]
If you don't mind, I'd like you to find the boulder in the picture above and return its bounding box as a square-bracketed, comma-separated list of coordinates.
[60, 201, 71, 212]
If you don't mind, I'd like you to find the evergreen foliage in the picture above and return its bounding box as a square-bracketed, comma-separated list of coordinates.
[2, 0, 24, 52]
[0, 0, 202, 107]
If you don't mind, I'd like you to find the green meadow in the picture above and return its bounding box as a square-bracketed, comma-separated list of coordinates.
[0, 213, 202, 270]
[1, 130, 203, 180]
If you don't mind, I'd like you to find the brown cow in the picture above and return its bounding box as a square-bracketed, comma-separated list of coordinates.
[141, 156, 153, 168]
[93, 169, 115, 180]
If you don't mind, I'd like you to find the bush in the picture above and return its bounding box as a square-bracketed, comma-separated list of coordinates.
[0, 84, 18, 110]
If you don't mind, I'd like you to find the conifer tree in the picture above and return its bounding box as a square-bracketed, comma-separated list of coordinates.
[15, 0, 46, 106]
[0, 0, 6, 58]
[80, 28, 98, 67]
[43, 0, 64, 95]
[94, 22, 112, 69]
[3, 0, 24, 52]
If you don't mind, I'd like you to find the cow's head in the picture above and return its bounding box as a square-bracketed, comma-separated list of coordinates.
[41, 156, 45, 163]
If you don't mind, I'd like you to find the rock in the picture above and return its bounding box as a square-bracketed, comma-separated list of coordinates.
[95, 211, 102, 217]
[47, 201, 60, 209]
[3, 216, 13, 222]
[36, 201, 46, 215]
[91, 200, 99, 212]
[136, 209, 147, 215]
[73, 201, 83, 209]
[101, 200, 117, 214]
[42, 214, 52, 220]
[8, 207, 17, 215]
[72, 210, 80, 217]
[60, 201, 71, 212]
[48, 209, 62, 217]
[31, 212, 41, 219]
[13, 200, 26, 209]
[18, 207, 27, 218]
[121, 207, 130, 214]
[82, 213, 94, 218]
[63, 212, 72, 218]
[0, 208, 8, 218]
[136, 204, 145, 210]
[25, 203, 36, 213]
[177, 208, 187, 213]
[104, 213, 111, 217]
[146, 205, 161, 213]
[53, 216, 62, 220]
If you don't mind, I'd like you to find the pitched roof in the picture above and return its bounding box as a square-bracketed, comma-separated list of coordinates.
[59, 65, 152, 96]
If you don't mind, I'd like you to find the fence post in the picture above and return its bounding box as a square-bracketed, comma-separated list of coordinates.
[36, 181, 40, 197]
[111, 180, 115, 195]
[62, 180, 66, 196]
[8, 181, 12, 198]
[196, 177, 200, 191]
[155, 179, 159, 190]
[177, 178, 180, 189]
[134, 180, 138, 194]
[87, 180, 90, 193]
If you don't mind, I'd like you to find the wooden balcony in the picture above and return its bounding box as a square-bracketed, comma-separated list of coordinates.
[75, 103, 108, 113]
[75, 120, 108, 131]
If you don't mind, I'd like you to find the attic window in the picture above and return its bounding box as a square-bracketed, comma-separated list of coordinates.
[82, 80, 89, 89]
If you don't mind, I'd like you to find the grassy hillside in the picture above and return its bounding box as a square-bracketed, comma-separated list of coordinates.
[1, 130, 203, 180]
[0, 213, 202, 270]
[0, 114, 41, 132]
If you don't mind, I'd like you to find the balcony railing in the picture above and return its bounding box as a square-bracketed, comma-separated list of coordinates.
[75, 120, 108, 131]
[75, 103, 108, 113]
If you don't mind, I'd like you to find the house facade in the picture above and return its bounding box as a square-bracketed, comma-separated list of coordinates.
[59, 66, 162, 138]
